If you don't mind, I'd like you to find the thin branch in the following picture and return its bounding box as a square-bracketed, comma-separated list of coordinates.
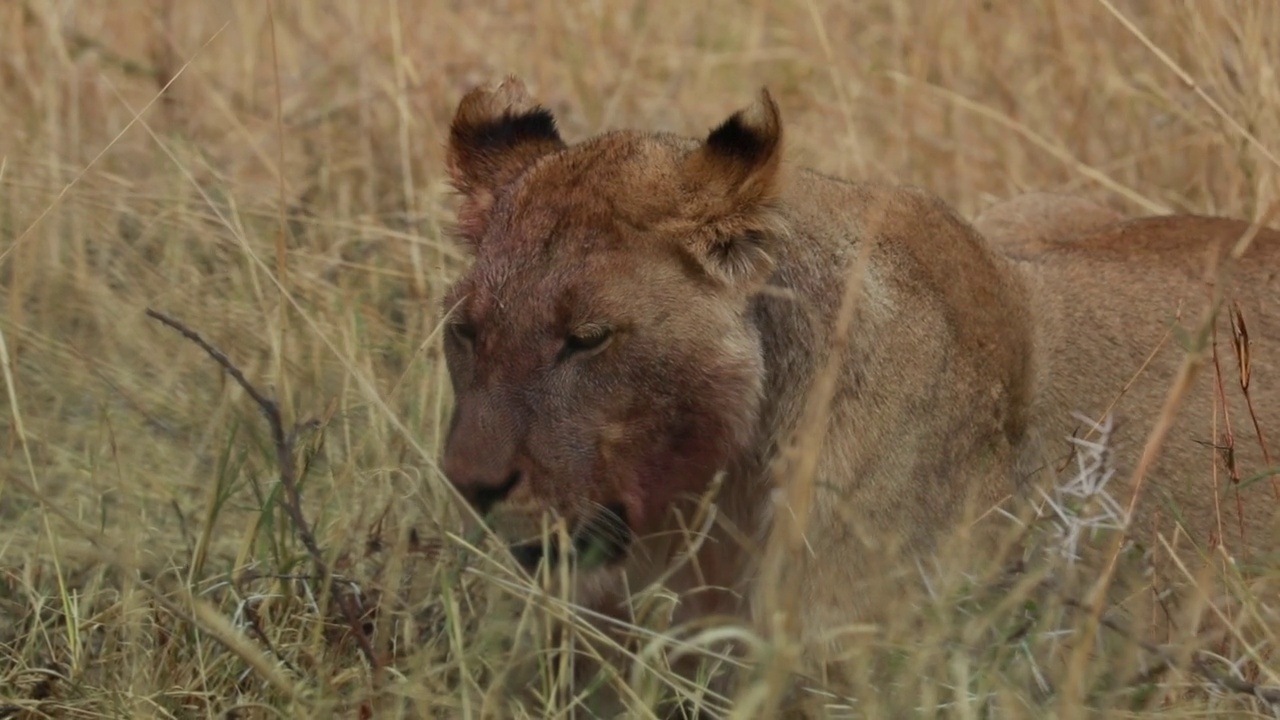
[145, 307, 381, 672]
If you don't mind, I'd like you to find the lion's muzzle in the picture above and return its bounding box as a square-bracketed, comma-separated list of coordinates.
[507, 503, 633, 572]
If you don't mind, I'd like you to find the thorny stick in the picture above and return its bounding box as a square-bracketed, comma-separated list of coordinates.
[145, 307, 381, 673]
[1057, 596, 1280, 707]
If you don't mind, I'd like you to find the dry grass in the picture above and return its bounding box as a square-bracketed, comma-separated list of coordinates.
[1, 0, 1278, 717]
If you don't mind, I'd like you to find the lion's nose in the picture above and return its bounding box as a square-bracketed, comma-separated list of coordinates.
[454, 469, 523, 515]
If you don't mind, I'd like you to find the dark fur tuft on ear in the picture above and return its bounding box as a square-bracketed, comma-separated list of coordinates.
[685, 88, 783, 203]
[448, 107, 560, 186]
[446, 76, 566, 246]
[681, 88, 788, 288]
[703, 101, 781, 176]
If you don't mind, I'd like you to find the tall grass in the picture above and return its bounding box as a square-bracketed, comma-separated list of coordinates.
[1, 0, 1277, 717]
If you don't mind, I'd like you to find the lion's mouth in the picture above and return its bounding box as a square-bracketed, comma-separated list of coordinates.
[507, 503, 632, 572]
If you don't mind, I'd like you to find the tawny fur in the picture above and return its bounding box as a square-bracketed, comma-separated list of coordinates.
[438, 77, 1280, 704]
[974, 191, 1126, 257]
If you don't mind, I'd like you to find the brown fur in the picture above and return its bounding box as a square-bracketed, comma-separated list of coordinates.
[439, 77, 1280, 703]
[974, 191, 1126, 257]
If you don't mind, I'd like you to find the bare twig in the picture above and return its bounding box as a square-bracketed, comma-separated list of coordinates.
[236, 595, 305, 680]
[145, 307, 381, 673]
[1057, 595, 1280, 707]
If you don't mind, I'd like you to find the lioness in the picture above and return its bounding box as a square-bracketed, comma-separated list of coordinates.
[438, 77, 1279, 704]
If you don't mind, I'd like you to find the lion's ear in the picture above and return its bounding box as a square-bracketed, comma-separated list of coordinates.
[682, 88, 786, 287]
[446, 76, 566, 245]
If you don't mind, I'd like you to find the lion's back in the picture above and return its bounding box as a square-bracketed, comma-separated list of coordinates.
[1016, 214, 1280, 567]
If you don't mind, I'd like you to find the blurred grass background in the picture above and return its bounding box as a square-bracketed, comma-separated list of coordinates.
[1, 0, 1278, 717]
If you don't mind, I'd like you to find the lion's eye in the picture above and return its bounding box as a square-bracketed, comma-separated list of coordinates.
[563, 325, 613, 356]
[449, 322, 477, 346]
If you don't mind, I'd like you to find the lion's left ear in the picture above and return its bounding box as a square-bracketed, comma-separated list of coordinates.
[681, 88, 786, 287]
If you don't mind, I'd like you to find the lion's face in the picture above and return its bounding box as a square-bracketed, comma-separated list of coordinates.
[440, 78, 786, 570]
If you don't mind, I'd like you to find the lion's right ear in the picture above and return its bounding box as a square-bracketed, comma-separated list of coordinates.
[446, 76, 566, 244]
[680, 89, 787, 288]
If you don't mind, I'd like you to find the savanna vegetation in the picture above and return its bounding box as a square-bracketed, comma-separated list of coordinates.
[1, 1, 1277, 717]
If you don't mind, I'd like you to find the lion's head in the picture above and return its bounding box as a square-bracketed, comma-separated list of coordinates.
[440, 78, 787, 571]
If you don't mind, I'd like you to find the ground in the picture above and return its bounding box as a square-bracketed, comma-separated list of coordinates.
[1, 1, 1278, 717]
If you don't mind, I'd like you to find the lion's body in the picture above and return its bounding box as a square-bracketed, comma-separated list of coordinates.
[439, 78, 1280, 706]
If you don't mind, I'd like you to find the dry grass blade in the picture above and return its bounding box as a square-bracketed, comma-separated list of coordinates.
[0, 20, 229, 269]
[1095, 0, 1280, 173]
[888, 72, 1168, 215]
